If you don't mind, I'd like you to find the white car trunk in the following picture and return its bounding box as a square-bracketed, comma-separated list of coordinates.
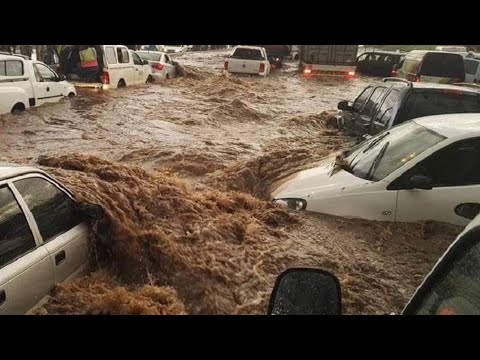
[228, 58, 262, 74]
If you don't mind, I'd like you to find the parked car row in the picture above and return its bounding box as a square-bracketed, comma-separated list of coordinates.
[358, 47, 480, 85]
[0, 45, 180, 115]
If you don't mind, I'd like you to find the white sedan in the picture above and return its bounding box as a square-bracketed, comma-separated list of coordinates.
[0, 164, 103, 314]
[136, 51, 177, 82]
[272, 113, 480, 226]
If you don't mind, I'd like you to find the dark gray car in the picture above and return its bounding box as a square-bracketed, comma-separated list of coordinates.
[338, 78, 480, 137]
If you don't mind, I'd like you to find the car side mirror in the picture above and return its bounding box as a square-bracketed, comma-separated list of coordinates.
[337, 100, 353, 111]
[57, 74, 66, 82]
[455, 203, 480, 220]
[78, 202, 105, 221]
[268, 268, 342, 315]
[409, 175, 433, 190]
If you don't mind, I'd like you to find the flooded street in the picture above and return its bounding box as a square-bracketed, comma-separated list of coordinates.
[1, 51, 459, 315]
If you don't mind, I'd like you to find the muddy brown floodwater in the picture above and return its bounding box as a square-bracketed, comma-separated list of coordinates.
[0, 51, 459, 315]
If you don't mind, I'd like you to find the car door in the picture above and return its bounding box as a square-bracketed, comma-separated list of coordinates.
[164, 54, 175, 78]
[116, 47, 135, 86]
[393, 138, 480, 226]
[131, 51, 145, 84]
[32, 62, 64, 105]
[351, 86, 389, 130]
[0, 183, 53, 315]
[12, 175, 90, 285]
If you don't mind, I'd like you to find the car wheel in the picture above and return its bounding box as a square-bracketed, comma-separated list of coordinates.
[11, 103, 25, 114]
[117, 79, 126, 88]
[146, 75, 154, 84]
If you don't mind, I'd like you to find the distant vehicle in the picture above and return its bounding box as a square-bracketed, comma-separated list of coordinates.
[338, 78, 480, 136]
[290, 45, 300, 61]
[224, 46, 271, 77]
[272, 113, 480, 226]
[0, 53, 76, 113]
[436, 46, 468, 53]
[258, 45, 290, 68]
[164, 45, 189, 54]
[0, 164, 104, 314]
[59, 45, 153, 90]
[356, 51, 405, 77]
[300, 45, 358, 78]
[396, 50, 466, 84]
[136, 51, 177, 82]
[269, 209, 480, 315]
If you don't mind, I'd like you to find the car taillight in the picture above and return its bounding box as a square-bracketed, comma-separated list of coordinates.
[303, 67, 312, 74]
[224, 61, 228, 70]
[152, 63, 164, 71]
[101, 71, 110, 85]
[347, 71, 355, 77]
[259, 63, 265, 73]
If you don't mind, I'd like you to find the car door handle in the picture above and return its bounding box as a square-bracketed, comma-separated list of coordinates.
[0, 290, 6, 306]
[46, 86, 50, 92]
[55, 250, 66, 266]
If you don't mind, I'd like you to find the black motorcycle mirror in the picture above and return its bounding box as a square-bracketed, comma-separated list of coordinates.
[268, 268, 342, 315]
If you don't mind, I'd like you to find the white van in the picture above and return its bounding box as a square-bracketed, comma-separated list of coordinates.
[0, 53, 76, 114]
[100, 46, 152, 89]
[60, 45, 152, 90]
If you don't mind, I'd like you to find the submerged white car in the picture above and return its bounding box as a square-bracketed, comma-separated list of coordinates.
[272, 113, 480, 226]
[0, 164, 103, 314]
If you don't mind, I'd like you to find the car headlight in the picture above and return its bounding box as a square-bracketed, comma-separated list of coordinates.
[273, 198, 307, 211]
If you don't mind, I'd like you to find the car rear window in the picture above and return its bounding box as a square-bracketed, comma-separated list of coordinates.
[421, 53, 465, 79]
[399, 90, 480, 122]
[231, 48, 264, 61]
[465, 59, 480, 75]
[138, 52, 162, 62]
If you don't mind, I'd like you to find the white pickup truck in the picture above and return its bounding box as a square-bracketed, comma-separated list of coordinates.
[224, 46, 271, 77]
[0, 53, 76, 115]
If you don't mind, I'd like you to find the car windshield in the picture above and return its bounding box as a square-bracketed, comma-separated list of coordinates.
[137, 52, 161, 62]
[341, 121, 446, 181]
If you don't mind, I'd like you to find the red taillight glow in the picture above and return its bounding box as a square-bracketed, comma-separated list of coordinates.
[259, 63, 265, 73]
[101, 71, 110, 85]
[152, 63, 164, 71]
[347, 71, 355, 76]
[303, 68, 312, 74]
[224, 61, 228, 70]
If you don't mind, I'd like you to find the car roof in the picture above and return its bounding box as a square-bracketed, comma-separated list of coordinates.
[413, 113, 480, 138]
[0, 163, 44, 181]
[408, 50, 465, 56]
[0, 53, 28, 61]
[384, 80, 480, 94]
[361, 51, 405, 56]
[235, 45, 264, 50]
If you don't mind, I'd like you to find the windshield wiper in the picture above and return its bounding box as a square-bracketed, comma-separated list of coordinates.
[367, 142, 390, 180]
[362, 131, 390, 153]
